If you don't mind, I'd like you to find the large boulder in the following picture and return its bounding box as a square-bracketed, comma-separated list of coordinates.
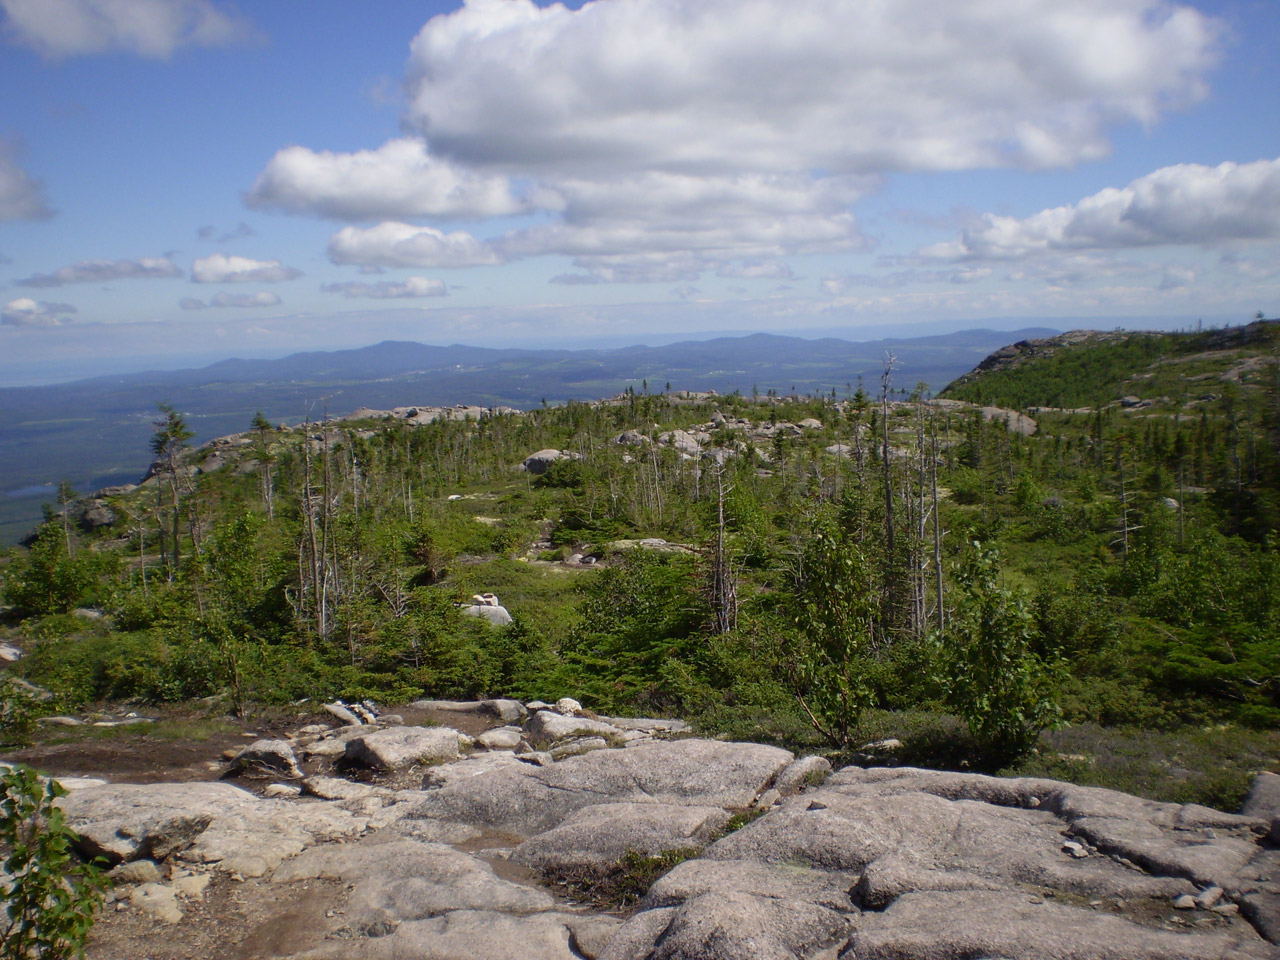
[412, 698, 527, 724]
[343, 726, 463, 770]
[520, 449, 575, 475]
[230, 739, 302, 779]
[525, 709, 623, 746]
[459, 603, 514, 625]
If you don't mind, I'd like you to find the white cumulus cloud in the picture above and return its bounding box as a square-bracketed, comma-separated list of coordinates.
[1, 0, 254, 59]
[191, 253, 301, 284]
[321, 276, 448, 299]
[256, 0, 1220, 285]
[17, 256, 181, 287]
[247, 138, 530, 221]
[925, 157, 1280, 261]
[327, 222, 503, 269]
[1, 297, 77, 325]
[405, 0, 1217, 176]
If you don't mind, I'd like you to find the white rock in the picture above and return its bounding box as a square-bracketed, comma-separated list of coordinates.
[477, 727, 524, 750]
[129, 883, 183, 924]
[344, 726, 462, 770]
[324, 702, 362, 726]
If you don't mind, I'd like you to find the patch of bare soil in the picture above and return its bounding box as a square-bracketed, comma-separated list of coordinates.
[1, 704, 328, 784]
[5, 700, 521, 959]
[87, 873, 347, 960]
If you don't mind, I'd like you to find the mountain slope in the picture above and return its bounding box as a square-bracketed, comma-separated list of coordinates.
[940, 320, 1280, 409]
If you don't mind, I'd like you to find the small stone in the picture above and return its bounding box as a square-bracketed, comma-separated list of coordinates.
[129, 883, 183, 924]
[1195, 886, 1224, 909]
[171, 874, 211, 898]
[754, 788, 781, 809]
[1211, 903, 1239, 917]
[1173, 895, 1197, 910]
[476, 726, 523, 750]
[263, 783, 302, 799]
[549, 736, 609, 760]
[1062, 840, 1088, 859]
[110, 860, 162, 885]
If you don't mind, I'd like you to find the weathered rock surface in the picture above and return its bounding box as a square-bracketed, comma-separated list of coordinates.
[58, 781, 365, 875]
[513, 802, 730, 874]
[298, 909, 622, 960]
[850, 889, 1273, 960]
[274, 836, 555, 927]
[606, 764, 1279, 960]
[48, 706, 1280, 960]
[406, 739, 793, 834]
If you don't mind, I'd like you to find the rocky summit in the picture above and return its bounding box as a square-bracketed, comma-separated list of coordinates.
[39, 700, 1280, 959]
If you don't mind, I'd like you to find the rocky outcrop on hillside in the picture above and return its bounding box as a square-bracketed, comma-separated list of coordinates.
[41, 699, 1280, 959]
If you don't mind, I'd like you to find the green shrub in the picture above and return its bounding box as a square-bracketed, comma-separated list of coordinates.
[935, 541, 1062, 765]
[0, 677, 48, 748]
[1, 765, 107, 959]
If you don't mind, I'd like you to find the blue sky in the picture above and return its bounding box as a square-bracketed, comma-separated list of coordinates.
[0, 0, 1277, 385]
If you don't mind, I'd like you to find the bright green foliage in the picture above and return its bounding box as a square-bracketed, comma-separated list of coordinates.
[788, 514, 881, 748]
[0, 766, 106, 959]
[1, 525, 102, 617]
[564, 551, 701, 711]
[936, 542, 1062, 762]
[0, 677, 48, 747]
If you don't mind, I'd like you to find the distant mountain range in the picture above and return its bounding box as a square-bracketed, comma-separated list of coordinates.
[0, 327, 1054, 542]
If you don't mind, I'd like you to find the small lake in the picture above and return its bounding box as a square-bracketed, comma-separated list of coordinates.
[6, 484, 55, 499]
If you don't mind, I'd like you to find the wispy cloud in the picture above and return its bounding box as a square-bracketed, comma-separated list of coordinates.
[16, 256, 181, 287]
[321, 277, 447, 299]
[0, 137, 51, 221]
[1, 0, 256, 59]
[2, 297, 77, 325]
[181, 291, 281, 309]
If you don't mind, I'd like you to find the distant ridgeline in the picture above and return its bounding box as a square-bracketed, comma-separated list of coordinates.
[0, 327, 1055, 545]
[942, 319, 1280, 409]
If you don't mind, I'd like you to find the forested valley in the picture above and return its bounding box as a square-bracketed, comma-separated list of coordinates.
[3, 320, 1279, 811]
